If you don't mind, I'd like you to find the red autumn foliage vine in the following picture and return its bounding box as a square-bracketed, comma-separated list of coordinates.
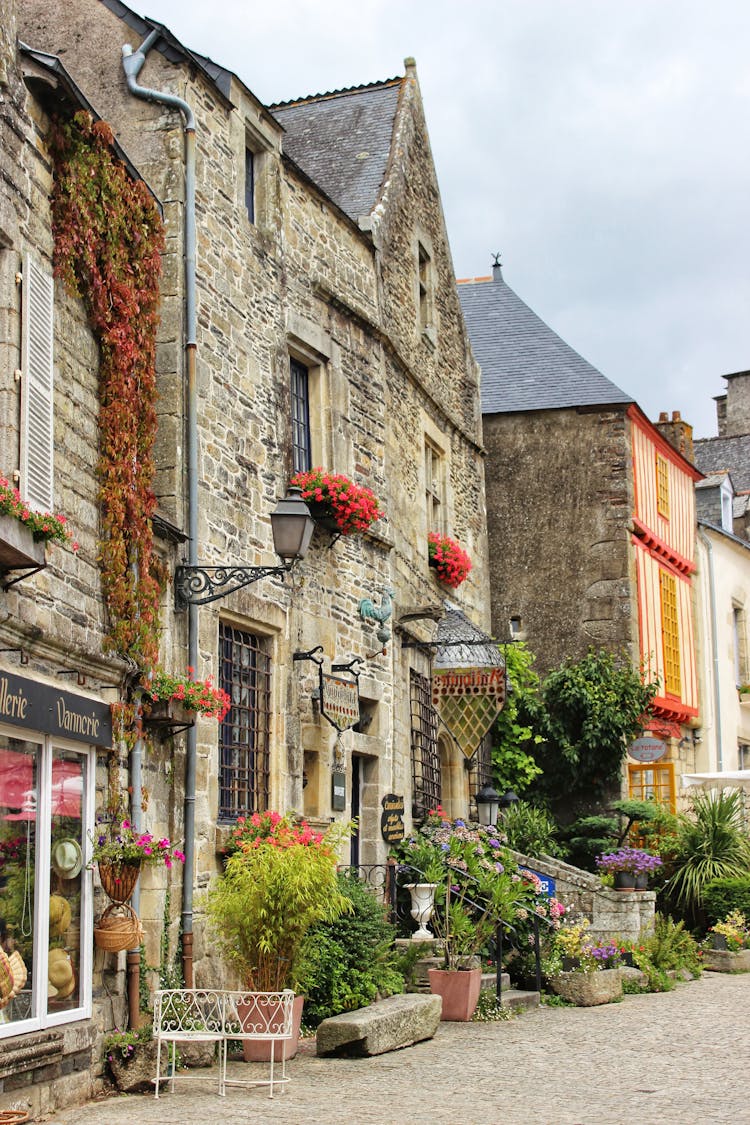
[49, 112, 165, 668]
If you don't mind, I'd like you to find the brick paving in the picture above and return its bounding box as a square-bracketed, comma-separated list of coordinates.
[38, 972, 750, 1125]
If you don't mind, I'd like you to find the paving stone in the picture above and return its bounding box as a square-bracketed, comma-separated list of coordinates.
[26, 973, 750, 1125]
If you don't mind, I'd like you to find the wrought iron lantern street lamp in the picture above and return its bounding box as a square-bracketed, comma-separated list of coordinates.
[174, 486, 314, 607]
[498, 789, 519, 814]
[475, 782, 501, 828]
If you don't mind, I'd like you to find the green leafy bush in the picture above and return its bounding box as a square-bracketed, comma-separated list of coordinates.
[702, 877, 750, 926]
[502, 800, 562, 858]
[296, 874, 404, 1028]
[663, 790, 750, 925]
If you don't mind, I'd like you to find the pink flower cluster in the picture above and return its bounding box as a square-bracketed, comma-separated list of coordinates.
[291, 468, 382, 535]
[228, 810, 330, 855]
[427, 531, 472, 588]
[0, 475, 79, 551]
[90, 818, 185, 868]
[143, 666, 231, 721]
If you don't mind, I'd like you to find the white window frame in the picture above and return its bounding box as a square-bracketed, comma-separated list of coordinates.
[0, 726, 95, 1039]
[19, 253, 54, 513]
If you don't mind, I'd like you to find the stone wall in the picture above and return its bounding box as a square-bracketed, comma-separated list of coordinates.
[483, 406, 637, 675]
[18, 0, 490, 1038]
[512, 850, 655, 941]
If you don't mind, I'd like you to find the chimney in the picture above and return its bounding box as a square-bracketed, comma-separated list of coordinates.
[492, 252, 503, 283]
[715, 394, 727, 438]
[722, 370, 750, 437]
[655, 410, 694, 464]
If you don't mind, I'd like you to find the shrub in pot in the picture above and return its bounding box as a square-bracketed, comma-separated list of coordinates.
[205, 812, 351, 1058]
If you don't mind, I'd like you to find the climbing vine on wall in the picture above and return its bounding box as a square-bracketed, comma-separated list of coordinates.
[49, 112, 166, 668]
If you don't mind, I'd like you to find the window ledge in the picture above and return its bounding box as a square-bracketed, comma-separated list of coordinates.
[0, 512, 47, 588]
[421, 325, 437, 350]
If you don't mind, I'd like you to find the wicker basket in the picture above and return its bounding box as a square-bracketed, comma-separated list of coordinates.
[98, 860, 141, 904]
[94, 903, 144, 952]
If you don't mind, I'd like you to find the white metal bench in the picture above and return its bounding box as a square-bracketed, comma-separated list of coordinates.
[152, 988, 295, 1099]
[153, 988, 225, 1098]
[222, 989, 295, 1098]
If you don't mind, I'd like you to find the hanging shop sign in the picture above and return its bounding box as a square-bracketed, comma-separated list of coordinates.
[380, 793, 405, 843]
[628, 737, 667, 763]
[0, 670, 113, 748]
[321, 673, 360, 733]
[332, 770, 347, 811]
[431, 665, 506, 759]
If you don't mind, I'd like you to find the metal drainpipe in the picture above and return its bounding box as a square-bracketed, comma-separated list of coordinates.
[126, 695, 144, 1028]
[698, 526, 723, 770]
[122, 34, 198, 988]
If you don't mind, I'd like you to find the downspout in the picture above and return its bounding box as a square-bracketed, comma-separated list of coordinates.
[122, 33, 199, 988]
[698, 526, 723, 770]
[126, 693, 144, 1028]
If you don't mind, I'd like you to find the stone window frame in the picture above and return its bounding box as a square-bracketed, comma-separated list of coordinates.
[241, 118, 273, 230]
[217, 620, 273, 821]
[286, 315, 334, 477]
[0, 726, 95, 1040]
[732, 603, 748, 688]
[409, 667, 441, 821]
[414, 229, 436, 348]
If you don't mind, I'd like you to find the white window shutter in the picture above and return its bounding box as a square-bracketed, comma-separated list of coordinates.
[20, 253, 54, 512]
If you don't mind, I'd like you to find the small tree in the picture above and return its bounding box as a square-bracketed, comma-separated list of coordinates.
[524, 649, 658, 816]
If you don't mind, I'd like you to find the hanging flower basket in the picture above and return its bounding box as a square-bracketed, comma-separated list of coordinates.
[291, 468, 382, 535]
[142, 668, 231, 721]
[94, 903, 144, 952]
[427, 532, 472, 588]
[98, 859, 142, 904]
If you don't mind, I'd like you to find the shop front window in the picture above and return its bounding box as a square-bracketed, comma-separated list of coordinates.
[0, 733, 92, 1035]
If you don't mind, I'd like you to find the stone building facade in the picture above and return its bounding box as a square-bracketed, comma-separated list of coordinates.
[4, 0, 491, 1113]
[458, 263, 702, 812]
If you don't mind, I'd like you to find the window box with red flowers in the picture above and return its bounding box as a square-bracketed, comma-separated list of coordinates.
[141, 668, 231, 732]
[0, 476, 78, 583]
[428, 532, 472, 588]
[290, 468, 383, 536]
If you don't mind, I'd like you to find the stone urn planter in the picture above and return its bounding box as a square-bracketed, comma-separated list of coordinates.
[428, 967, 482, 1021]
[405, 883, 438, 940]
[549, 968, 622, 1006]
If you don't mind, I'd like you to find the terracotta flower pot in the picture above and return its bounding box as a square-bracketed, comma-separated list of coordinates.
[240, 993, 305, 1062]
[428, 967, 482, 1021]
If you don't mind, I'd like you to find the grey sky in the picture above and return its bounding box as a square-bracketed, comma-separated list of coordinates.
[134, 0, 749, 439]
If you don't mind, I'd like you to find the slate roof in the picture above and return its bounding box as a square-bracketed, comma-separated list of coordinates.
[270, 81, 402, 223]
[694, 434, 750, 494]
[457, 269, 633, 415]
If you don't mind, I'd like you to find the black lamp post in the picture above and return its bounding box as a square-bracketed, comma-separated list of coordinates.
[174, 485, 314, 606]
[475, 782, 501, 828]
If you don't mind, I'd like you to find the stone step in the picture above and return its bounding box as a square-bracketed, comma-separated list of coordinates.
[500, 988, 541, 1012]
[480, 971, 510, 991]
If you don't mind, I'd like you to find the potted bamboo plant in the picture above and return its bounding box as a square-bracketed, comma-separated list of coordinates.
[205, 811, 351, 1059]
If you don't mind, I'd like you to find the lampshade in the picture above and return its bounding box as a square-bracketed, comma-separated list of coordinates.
[270, 486, 314, 563]
[475, 783, 500, 827]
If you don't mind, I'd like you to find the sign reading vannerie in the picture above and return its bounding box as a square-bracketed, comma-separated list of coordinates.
[431, 664, 506, 759]
[0, 670, 113, 748]
[320, 673, 360, 733]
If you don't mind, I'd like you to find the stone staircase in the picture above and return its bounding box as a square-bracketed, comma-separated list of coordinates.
[481, 971, 540, 1012]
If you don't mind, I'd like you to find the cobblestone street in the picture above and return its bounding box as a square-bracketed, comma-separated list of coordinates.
[34, 972, 749, 1125]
